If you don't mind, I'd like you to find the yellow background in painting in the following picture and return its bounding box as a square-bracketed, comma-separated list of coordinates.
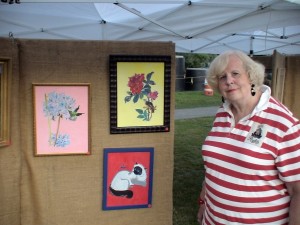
[117, 62, 165, 127]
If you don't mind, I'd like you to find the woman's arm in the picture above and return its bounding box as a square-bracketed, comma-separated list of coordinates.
[197, 182, 206, 224]
[286, 181, 300, 225]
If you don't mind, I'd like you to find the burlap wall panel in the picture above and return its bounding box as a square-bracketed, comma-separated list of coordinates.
[283, 56, 300, 119]
[14, 39, 175, 225]
[0, 39, 21, 225]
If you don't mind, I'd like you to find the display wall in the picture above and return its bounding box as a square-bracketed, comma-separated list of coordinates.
[0, 38, 175, 225]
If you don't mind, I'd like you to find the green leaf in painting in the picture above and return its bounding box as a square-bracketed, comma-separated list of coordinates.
[146, 72, 154, 81]
[143, 85, 151, 94]
[136, 109, 144, 114]
[124, 95, 132, 103]
[133, 94, 139, 103]
[148, 80, 156, 85]
[139, 93, 144, 99]
[143, 110, 148, 119]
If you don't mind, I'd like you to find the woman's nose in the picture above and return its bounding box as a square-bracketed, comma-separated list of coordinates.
[225, 74, 234, 84]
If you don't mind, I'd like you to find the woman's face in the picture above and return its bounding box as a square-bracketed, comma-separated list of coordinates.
[218, 55, 252, 103]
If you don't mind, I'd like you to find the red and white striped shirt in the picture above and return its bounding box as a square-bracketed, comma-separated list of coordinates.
[202, 86, 300, 225]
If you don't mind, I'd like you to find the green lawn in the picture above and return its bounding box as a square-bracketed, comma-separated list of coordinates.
[175, 91, 221, 109]
[173, 91, 218, 225]
[173, 117, 214, 225]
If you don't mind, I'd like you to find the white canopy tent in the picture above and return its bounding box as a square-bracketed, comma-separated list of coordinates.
[1, 0, 300, 55]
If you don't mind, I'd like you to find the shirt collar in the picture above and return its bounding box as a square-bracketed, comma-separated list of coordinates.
[223, 85, 271, 116]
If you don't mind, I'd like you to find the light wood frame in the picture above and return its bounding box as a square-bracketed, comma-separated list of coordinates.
[33, 83, 91, 156]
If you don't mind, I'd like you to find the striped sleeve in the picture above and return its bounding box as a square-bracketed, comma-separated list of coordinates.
[276, 121, 300, 182]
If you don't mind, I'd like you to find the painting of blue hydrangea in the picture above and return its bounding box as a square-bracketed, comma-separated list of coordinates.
[33, 84, 90, 156]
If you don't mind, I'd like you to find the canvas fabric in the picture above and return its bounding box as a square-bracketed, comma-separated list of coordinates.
[0, 38, 175, 225]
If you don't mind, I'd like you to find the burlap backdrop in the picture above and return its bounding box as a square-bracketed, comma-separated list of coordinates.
[0, 38, 175, 225]
[0, 38, 21, 225]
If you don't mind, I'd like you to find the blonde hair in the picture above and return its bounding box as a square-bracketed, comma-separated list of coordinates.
[206, 50, 265, 92]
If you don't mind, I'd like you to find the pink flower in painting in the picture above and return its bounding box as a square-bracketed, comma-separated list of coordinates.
[128, 73, 145, 95]
[148, 91, 158, 100]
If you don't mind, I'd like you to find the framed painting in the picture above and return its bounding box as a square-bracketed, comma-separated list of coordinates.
[0, 58, 11, 147]
[102, 147, 154, 210]
[109, 55, 171, 134]
[33, 83, 90, 156]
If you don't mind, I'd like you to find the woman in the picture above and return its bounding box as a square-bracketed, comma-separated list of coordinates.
[197, 50, 300, 225]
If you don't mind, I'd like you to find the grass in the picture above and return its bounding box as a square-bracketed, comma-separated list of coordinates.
[173, 91, 218, 225]
[175, 91, 221, 109]
[173, 117, 214, 225]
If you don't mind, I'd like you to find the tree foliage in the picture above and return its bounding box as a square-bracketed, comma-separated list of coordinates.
[177, 53, 217, 68]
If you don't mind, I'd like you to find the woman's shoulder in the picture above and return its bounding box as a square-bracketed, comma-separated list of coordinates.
[267, 96, 299, 124]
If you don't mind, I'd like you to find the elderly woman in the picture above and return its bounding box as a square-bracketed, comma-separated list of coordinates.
[197, 50, 300, 225]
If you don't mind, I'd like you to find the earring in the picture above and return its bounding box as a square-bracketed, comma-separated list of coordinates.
[222, 96, 225, 103]
[251, 84, 256, 96]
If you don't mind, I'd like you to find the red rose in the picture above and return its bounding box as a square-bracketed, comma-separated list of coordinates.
[148, 91, 158, 100]
[128, 73, 145, 94]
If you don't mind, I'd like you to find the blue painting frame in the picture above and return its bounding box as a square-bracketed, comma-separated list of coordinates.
[102, 147, 154, 210]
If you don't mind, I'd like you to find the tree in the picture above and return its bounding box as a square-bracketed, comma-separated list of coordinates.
[177, 53, 216, 68]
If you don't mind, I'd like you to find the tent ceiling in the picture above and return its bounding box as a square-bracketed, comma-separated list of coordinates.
[0, 0, 300, 55]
